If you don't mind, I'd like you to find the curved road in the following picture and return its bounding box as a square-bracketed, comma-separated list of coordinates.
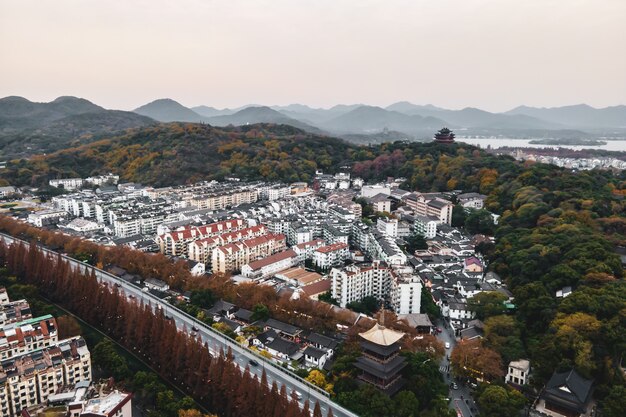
[0, 233, 357, 417]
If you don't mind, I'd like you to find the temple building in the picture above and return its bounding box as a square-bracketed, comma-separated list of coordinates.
[354, 323, 407, 395]
[434, 127, 455, 144]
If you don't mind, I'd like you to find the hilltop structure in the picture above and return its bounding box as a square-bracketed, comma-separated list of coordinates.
[434, 127, 455, 144]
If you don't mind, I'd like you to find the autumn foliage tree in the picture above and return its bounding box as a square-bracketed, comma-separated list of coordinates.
[0, 239, 319, 417]
[450, 339, 504, 381]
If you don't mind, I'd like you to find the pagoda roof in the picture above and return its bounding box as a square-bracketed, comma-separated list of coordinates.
[359, 323, 405, 346]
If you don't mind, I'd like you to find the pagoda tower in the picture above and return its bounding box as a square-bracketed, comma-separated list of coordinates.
[354, 323, 407, 395]
[434, 127, 455, 144]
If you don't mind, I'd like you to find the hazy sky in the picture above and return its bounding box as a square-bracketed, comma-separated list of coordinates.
[1, 0, 625, 112]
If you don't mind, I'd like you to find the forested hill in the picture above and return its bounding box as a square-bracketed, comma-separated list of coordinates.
[4, 122, 513, 189]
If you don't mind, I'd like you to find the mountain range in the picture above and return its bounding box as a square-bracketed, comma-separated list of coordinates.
[131, 98, 626, 138]
[1, 95, 625, 159]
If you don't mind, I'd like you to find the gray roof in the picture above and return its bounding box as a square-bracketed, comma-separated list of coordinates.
[265, 318, 301, 336]
[266, 337, 299, 356]
[543, 369, 593, 413]
[303, 346, 327, 360]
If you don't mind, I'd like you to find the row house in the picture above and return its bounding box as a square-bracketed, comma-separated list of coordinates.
[0, 315, 58, 361]
[0, 336, 91, 417]
[156, 219, 246, 257]
[211, 233, 287, 274]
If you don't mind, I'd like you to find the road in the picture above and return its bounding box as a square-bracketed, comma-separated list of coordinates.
[434, 319, 480, 417]
[0, 232, 357, 417]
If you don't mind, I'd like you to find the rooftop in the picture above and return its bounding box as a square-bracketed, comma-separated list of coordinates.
[359, 323, 405, 346]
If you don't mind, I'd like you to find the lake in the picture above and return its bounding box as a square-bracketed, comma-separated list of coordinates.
[456, 138, 626, 152]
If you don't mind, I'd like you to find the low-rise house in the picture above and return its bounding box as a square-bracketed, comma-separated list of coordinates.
[301, 279, 331, 300]
[264, 318, 302, 341]
[506, 359, 530, 386]
[457, 193, 487, 209]
[205, 300, 237, 319]
[303, 346, 328, 369]
[265, 337, 299, 361]
[304, 332, 339, 358]
[535, 369, 593, 417]
[144, 278, 169, 292]
[80, 390, 132, 417]
[463, 256, 484, 273]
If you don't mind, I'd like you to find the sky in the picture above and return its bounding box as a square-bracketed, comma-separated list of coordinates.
[1, 0, 625, 112]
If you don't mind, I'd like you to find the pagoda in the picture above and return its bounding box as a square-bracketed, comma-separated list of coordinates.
[434, 127, 455, 144]
[354, 323, 407, 395]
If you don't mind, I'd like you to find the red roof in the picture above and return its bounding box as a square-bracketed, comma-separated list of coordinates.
[302, 279, 331, 296]
[295, 239, 325, 250]
[246, 249, 297, 270]
[315, 242, 348, 254]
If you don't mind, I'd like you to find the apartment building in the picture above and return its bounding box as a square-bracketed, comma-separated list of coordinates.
[188, 225, 268, 265]
[376, 217, 399, 237]
[0, 315, 58, 361]
[211, 233, 287, 273]
[27, 210, 66, 227]
[404, 192, 453, 225]
[241, 249, 298, 279]
[0, 336, 91, 417]
[49, 178, 84, 190]
[291, 239, 325, 263]
[414, 215, 439, 239]
[0, 299, 32, 327]
[188, 188, 258, 210]
[157, 219, 246, 257]
[330, 262, 422, 314]
[313, 243, 350, 270]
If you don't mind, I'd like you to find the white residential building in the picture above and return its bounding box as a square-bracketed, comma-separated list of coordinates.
[241, 249, 298, 279]
[312, 242, 350, 270]
[414, 215, 439, 239]
[506, 359, 530, 386]
[376, 217, 399, 237]
[49, 178, 84, 190]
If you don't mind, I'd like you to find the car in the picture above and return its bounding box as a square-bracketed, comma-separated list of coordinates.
[436, 327, 443, 333]
[451, 383, 458, 390]
[470, 382, 478, 389]
[295, 391, 303, 400]
[191, 325, 199, 332]
[248, 359, 259, 367]
[445, 342, 451, 349]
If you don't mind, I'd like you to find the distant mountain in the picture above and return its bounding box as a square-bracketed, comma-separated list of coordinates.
[0, 96, 154, 158]
[320, 105, 448, 134]
[382, 102, 560, 130]
[506, 104, 626, 128]
[385, 102, 446, 114]
[0, 95, 103, 128]
[134, 99, 207, 122]
[191, 105, 235, 118]
[206, 106, 324, 134]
